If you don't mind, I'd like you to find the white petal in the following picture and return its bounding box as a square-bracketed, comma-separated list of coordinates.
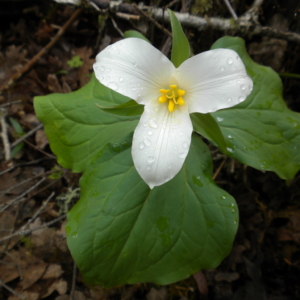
[132, 101, 193, 189]
[93, 38, 175, 105]
[171, 49, 253, 113]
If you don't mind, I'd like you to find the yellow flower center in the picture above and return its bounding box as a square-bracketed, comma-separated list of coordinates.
[158, 85, 186, 113]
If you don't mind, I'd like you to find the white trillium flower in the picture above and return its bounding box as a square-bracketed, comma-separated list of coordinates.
[93, 38, 253, 189]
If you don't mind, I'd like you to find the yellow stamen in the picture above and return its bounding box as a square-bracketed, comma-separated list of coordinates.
[177, 89, 185, 96]
[159, 89, 170, 94]
[168, 100, 175, 112]
[159, 95, 168, 103]
[158, 85, 186, 113]
[177, 97, 185, 105]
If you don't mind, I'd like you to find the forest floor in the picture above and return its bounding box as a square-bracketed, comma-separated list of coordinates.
[0, 0, 300, 299]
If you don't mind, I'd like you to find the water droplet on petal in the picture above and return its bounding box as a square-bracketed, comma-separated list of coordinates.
[220, 67, 225, 72]
[182, 142, 188, 149]
[240, 84, 246, 90]
[236, 55, 240, 61]
[236, 80, 240, 84]
[146, 165, 151, 170]
[227, 97, 232, 103]
[227, 57, 233, 64]
[106, 76, 110, 80]
[149, 119, 158, 128]
[100, 76, 104, 81]
[178, 152, 186, 159]
[154, 107, 159, 113]
[147, 156, 155, 163]
[238, 96, 246, 102]
[100, 66, 106, 72]
[147, 130, 153, 136]
[139, 142, 145, 149]
[143, 136, 151, 146]
[167, 162, 172, 169]
[119, 77, 124, 82]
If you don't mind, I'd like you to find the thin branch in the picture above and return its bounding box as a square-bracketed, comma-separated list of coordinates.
[223, 0, 238, 20]
[0, 215, 66, 244]
[21, 192, 55, 231]
[11, 123, 43, 148]
[0, 8, 83, 92]
[0, 279, 26, 300]
[132, 3, 172, 37]
[110, 17, 124, 37]
[0, 177, 46, 213]
[0, 108, 11, 161]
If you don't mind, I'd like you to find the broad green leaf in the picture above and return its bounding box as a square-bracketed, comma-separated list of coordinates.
[168, 9, 190, 68]
[96, 100, 143, 116]
[66, 133, 238, 287]
[34, 74, 139, 173]
[211, 37, 300, 180]
[124, 30, 150, 43]
[191, 113, 227, 153]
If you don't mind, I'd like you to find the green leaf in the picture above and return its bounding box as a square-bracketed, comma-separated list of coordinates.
[34, 74, 139, 173]
[67, 55, 84, 68]
[66, 133, 238, 287]
[191, 113, 227, 153]
[124, 30, 150, 43]
[211, 37, 300, 180]
[11, 143, 24, 158]
[9, 117, 24, 135]
[96, 100, 144, 116]
[168, 9, 190, 68]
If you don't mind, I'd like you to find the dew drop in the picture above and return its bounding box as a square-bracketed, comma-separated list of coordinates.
[167, 162, 172, 169]
[227, 57, 233, 64]
[178, 152, 186, 159]
[154, 107, 159, 113]
[240, 84, 246, 91]
[231, 203, 235, 207]
[100, 66, 106, 72]
[182, 142, 188, 149]
[147, 165, 151, 170]
[107, 82, 119, 91]
[236, 55, 240, 61]
[236, 80, 240, 84]
[147, 156, 155, 163]
[139, 142, 145, 149]
[222, 195, 226, 200]
[249, 85, 253, 92]
[238, 96, 246, 102]
[143, 122, 147, 127]
[220, 67, 225, 72]
[178, 131, 184, 137]
[119, 77, 124, 82]
[147, 130, 153, 136]
[106, 76, 110, 80]
[227, 97, 232, 103]
[227, 147, 234, 153]
[233, 220, 237, 224]
[100, 76, 104, 81]
[149, 119, 158, 128]
[216, 117, 224, 122]
[143, 136, 151, 146]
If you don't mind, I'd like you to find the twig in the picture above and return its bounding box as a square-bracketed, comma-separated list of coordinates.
[21, 192, 55, 231]
[213, 157, 227, 180]
[0, 279, 26, 300]
[0, 8, 83, 92]
[11, 123, 43, 148]
[23, 139, 56, 159]
[132, 3, 172, 37]
[0, 215, 66, 244]
[70, 260, 77, 300]
[0, 100, 22, 108]
[110, 17, 124, 37]
[0, 177, 46, 212]
[223, 0, 238, 20]
[0, 108, 11, 161]
[0, 170, 59, 197]
[251, 0, 264, 9]
[0, 177, 46, 213]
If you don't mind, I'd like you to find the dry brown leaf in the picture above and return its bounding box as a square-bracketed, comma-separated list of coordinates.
[42, 278, 67, 298]
[8, 290, 39, 300]
[214, 272, 240, 282]
[47, 74, 63, 93]
[21, 261, 48, 289]
[74, 47, 94, 87]
[42, 264, 64, 279]
[35, 129, 49, 149]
